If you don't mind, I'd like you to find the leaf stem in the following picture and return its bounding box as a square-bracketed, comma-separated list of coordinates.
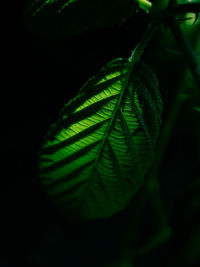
[129, 14, 163, 64]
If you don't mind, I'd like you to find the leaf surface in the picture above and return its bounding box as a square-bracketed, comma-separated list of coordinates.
[39, 58, 163, 222]
[24, 0, 139, 36]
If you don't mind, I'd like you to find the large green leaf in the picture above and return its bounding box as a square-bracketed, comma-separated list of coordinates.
[24, 0, 139, 36]
[39, 58, 163, 222]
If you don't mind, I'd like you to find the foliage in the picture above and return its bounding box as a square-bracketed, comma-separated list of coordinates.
[25, 0, 200, 266]
[39, 59, 162, 222]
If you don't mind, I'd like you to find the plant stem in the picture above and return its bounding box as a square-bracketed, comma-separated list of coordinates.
[131, 73, 189, 258]
[118, 7, 200, 263]
[136, 10, 200, 255]
[148, 93, 186, 183]
[113, 5, 200, 265]
[168, 16, 200, 91]
[113, 13, 167, 266]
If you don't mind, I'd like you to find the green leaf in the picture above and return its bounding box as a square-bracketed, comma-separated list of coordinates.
[39, 58, 163, 222]
[24, 0, 139, 36]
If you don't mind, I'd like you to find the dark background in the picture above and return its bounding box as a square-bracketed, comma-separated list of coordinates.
[1, 1, 200, 267]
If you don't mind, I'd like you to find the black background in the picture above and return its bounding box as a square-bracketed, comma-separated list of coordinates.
[1, 1, 200, 267]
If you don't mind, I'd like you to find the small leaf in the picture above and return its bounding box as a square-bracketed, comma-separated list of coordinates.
[39, 58, 163, 222]
[24, 0, 139, 36]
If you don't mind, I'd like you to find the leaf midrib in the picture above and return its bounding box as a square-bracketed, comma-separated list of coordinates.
[93, 60, 137, 168]
[78, 60, 139, 212]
